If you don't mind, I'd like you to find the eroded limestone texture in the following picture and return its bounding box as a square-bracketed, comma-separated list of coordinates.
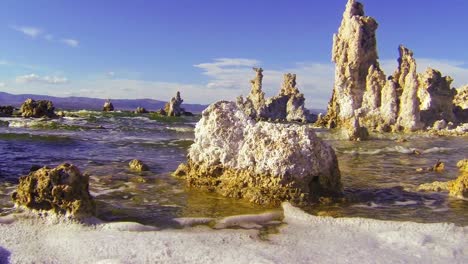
[103, 99, 114, 112]
[20, 99, 56, 118]
[238, 68, 313, 123]
[135, 107, 148, 114]
[11, 163, 95, 217]
[417, 159, 468, 199]
[129, 159, 149, 172]
[164, 91, 188, 116]
[316, 0, 465, 136]
[175, 101, 342, 205]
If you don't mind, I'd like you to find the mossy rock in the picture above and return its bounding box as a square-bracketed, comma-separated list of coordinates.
[11, 163, 95, 217]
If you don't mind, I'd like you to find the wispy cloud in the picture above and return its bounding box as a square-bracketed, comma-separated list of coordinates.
[61, 38, 79, 47]
[0, 82, 6, 88]
[11, 25, 79, 47]
[194, 58, 260, 89]
[16, 73, 68, 85]
[107, 71, 115, 78]
[10, 25, 43, 38]
[0, 60, 8, 65]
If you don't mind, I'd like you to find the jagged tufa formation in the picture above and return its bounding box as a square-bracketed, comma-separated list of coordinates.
[238, 68, 314, 123]
[102, 99, 114, 112]
[317, 0, 465, 136]
[20, 99, 56, 118]
[174, 101, 342, 205]
[11, 163, 96, 217]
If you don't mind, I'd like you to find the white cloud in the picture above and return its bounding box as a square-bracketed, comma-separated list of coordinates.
[107, 71, 115, 78]
[0, 82, 5, 88]
[11, 25, 79, 47]
[11, 25, 43, 38]
[16, 74, 68, 85]
[61, 39, 79, 47]
[194, 58, 334, 108]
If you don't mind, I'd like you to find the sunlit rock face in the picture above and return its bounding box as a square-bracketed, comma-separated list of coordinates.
[454, 85, 468, 123]
[20, 99, 57, 118]
[316, 0, 464, 136]
[320, 0, 379, 127]
[11, 163, 96, 218]
[238, 68, 314, 123]
[417, 68, 457, 126]
[393, 46, 424, 132]
[164, 91, 185, 116]
[102, 99, 114, 112]
[175, 101, 342, 205]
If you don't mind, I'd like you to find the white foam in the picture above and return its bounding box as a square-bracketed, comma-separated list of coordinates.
[0, 203, 466, 263]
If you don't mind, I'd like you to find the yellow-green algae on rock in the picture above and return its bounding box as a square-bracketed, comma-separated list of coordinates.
[11, 163, 95, 217]
[417, 159, 468, 199]
[175, 101, 342, 206]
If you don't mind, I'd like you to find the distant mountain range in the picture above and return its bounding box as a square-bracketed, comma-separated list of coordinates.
[0, 92, 208, 113]
[0, 91, 325, 114]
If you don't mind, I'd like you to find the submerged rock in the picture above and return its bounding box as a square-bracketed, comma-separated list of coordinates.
[175, 101, 342, 205]
[417, 159, 468, 199]
[11, 163, 95, 217]
[20, 99, 56, 118]
[135, 107, 148, 114]
[0, 105, 14, 117]
[129, 159, 149, 172]
[103, 99, 114, 112]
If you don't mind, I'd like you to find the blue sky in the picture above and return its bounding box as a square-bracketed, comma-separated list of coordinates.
[1, 0, 467, 108]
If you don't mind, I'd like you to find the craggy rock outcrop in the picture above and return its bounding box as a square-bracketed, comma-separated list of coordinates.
[0, 106, 14, 117]
[454, 85, 468, 109]
[418, 68, 457, 125]
[238, 68, 313, 123]
[20, 99, 56, 118]
[135, 107, 148, 114]
[103, 99, 114, 112]
[164, 91, 190, 116]
[11, 163, 95, 217]
[394, 46, 424, 132]
[174, 101, 342, 205]
[318, 0, 379, 128]
[417, 159, 468, 199]
[454, 85, 468, 123]
[317, 0, 465, 136]
[129, 159, 149, 172]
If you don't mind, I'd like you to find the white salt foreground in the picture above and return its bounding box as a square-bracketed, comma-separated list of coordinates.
[0, 203, 466, 264]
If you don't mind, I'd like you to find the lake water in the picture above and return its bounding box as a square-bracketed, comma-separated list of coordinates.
[0, 111, 467, 227]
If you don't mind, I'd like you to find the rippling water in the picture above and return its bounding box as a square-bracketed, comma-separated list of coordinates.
[0, 111, 467, 226]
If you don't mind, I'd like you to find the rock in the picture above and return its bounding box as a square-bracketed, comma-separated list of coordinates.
[135, 107, 148, 114]
[448, 172, 468, 199]
[128, 159, 149, 172]
[417, 159, 468, 199]
[319, 0, 380, 129]
[457, 159, 468, 173]
[20, 99, 56, 118]
[453, 85, 468, 123]
[175, 101, 342, 205]
[316, 0, 462, 135]
[454, 85, 468, 109]
[239, 69, 312, 123]
[103, 99, 114, 112]
[164, 91, 186, 116]
[416, 160, 445, 172]
[417, 181, 449, 192]
[0, 106, 14, 117]
[394, 45, 424, 132]
[432, 120, 448, 131]
[11, 163, 95, 217]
